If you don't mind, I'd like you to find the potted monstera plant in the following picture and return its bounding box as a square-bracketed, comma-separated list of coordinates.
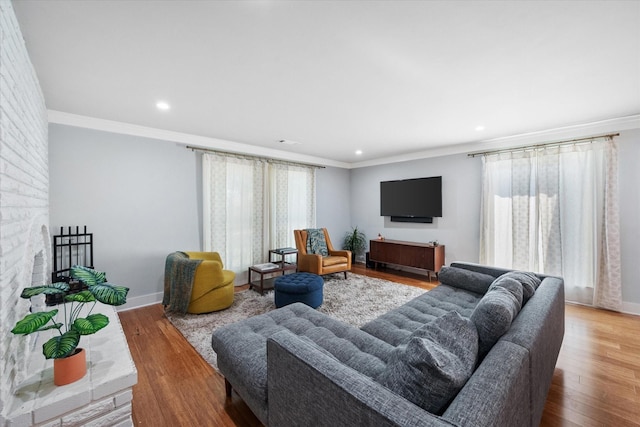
[342, 226, 367, 263]
[11, 265, 129, 385]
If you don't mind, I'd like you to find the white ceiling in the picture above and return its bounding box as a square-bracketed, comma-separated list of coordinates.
[12, 0, 640, 167]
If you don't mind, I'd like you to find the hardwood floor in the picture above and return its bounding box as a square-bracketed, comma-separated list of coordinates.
[119, 265, 640, 426]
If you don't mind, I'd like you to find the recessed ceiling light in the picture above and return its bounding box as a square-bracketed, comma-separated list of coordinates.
[156, 101, 170, 111]
[475, 125, 485, 131]
[355, 150, 363, 155]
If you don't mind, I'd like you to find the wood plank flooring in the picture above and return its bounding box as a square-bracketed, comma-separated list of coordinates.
[119, 265, 640, 426]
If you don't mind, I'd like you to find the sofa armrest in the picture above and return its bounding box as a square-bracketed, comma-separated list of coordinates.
[266, 330, 456, 427]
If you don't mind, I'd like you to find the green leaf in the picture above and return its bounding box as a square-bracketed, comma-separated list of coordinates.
[65, 290, 96, 303]
[89, 283, 129, 306]
[11, 310, 59, 335]
[43, 330, 80, 359]
[70, 265, 106, 285]
[72, 313, 109, 335]
[20, 282, 69, 299]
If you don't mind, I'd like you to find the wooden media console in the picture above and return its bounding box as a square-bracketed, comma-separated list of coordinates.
[369, 239, 445, 280]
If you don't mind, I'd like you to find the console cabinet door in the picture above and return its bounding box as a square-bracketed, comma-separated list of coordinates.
[369, 240, 444, 274]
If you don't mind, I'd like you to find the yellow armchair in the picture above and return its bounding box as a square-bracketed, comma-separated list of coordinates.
[164, 251, 235, 314]
[294, 228, 351, 278]
[184, 251, 235, 313]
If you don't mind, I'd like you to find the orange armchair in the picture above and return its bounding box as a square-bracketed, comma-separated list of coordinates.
[294, 228, 351, 278]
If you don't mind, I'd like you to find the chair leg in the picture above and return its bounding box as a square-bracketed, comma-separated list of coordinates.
[344, 271, 347, 279]
[225, 378, 232, 397]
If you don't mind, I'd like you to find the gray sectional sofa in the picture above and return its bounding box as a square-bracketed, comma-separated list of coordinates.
[211, 262, 565, 427]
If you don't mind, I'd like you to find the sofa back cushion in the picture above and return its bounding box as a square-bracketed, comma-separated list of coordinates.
[494, 270, 542, 304]
[376, 311, 478, 415]
[471, 279, 523, 359]
[438, 266, 496, 295]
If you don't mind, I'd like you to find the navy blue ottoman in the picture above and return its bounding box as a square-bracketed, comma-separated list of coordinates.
[274, 272, 324, 309]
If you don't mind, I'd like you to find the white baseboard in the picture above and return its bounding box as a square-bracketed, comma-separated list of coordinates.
[621, 301, 640, 316]
[117, 291, 163, 312]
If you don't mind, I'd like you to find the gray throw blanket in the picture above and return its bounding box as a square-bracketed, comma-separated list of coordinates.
[162, 252, 202, 314]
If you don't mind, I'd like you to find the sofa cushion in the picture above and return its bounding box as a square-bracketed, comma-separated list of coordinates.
[322, 255, 348, 266]
[212, 302, 395, 423]
[438, 266, 496, 295]
[361, 284, 482, 346]
[495, 271, 542, 304]
[471, 285, 522, 359]
[376, 311, 478, 415]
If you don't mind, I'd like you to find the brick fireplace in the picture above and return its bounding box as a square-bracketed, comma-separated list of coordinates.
[0, 0, 51, 416]
[1, 3, 136, 426]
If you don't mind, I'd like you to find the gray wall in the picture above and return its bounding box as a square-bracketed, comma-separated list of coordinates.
[316, 166, 352, 247]
[349, 129, 640, 310]
[617, 129, 640, 307]
[49, 123, 640, 310]
[49, 124, 201, 307]
[48, 124, 351, 307]
[350, 153, 482, 267]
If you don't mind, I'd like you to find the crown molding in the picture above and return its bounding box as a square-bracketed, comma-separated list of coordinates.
[351, 114, 640, 168]
[47, 110, 350, 169]
[48, 110, 639, 170]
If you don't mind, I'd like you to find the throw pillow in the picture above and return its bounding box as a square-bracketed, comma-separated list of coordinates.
[438, 266, 496, 295]
[494, 271, 542, 304]
[305, 228, 329, 256]
[376, 311, 478, 415]
[470, 285, 522, 359]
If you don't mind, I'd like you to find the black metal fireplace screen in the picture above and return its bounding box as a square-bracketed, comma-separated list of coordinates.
[51, 225, 94, 283]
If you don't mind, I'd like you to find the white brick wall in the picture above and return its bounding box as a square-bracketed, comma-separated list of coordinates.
[0, 6, 136, 427]
[0, 0, 50, 423]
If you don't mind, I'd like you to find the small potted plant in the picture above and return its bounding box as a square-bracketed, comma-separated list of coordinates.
[342, 226, 367, 263]
[11, 265, 129, 385]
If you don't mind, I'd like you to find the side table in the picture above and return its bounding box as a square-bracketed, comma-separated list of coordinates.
[248, 248, 298, 295]
[248, 263, 282, 295]
[269, 247, 298, 270]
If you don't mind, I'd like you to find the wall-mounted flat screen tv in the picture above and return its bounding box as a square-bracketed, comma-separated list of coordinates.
[380, 176, 442, 223]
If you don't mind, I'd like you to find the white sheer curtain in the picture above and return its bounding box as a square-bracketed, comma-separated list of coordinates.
[479, 138, 622, 311]
[202, 153, 268, 280]
[269, 162, 316, 250]
[203, 153, 316, 283]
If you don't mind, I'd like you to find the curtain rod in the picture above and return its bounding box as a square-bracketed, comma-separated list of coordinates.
[185, 145, 326, 169]
[467, 132, 620, 158]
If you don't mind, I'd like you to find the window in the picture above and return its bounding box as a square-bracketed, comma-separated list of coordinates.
[203, 153, 315, 282]
[479, 138, 621, 310]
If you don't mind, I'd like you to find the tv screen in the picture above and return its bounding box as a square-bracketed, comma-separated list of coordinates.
[380, 176, 442, 221]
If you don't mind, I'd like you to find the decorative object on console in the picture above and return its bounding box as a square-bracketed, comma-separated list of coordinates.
[10, 265, 129, 385]
[342, 226, 367, 263]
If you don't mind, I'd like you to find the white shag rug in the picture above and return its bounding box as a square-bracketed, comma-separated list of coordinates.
[166, 273, 426, 369]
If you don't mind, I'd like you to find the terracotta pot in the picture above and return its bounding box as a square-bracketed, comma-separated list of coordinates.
[53, 348, 87, 386]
